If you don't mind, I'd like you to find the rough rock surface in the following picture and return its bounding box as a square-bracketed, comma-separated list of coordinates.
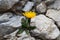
[1, 16, 25, 28]
[0, 13, 25, 40]
[56, 34, 60, 40]
[22, 1, 34, 11]
[0, 25, 17, 40]
[36, 2, 47, 13]
[0, 0, 60, 40]
[45, 0, 55, 5]
[46, 9, 60, 27]
[48, 0, 60, 10]
[0, 12, 25, 28]
[31, 15, 60, 39]
[45, 0, 55, 2]
[32, 0, 41, 4]
[0, 13, 13, 22]
[0, 12, 25, 40]
[17, 31, 35, 40]
[0, 0, 19, 11]
[5, 30, 35, 40]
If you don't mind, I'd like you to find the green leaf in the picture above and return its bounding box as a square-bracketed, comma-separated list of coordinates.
[28, 26, 36, 30]
[21, 18, 29, 28]
[17, 29, 24, 34]
[21, 18, 36, 30]
[25, 30, 30, 35]
[21, 18, 27, 28]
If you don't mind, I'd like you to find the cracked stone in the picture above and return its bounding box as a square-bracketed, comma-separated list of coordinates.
[46, 9, 60, 27]
[31, 14, 60, 39]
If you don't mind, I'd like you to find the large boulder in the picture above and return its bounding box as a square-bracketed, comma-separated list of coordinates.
[31, 15, 60, 39]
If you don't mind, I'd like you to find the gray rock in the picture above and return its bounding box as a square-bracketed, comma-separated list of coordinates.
[45, 0, 55, 5]
[48, 0, 60, 10]
[22, 0, 29, 2]
[32, 0, 41, 4]
[4, 29, 18, 40]
[17, 31, 35, 40]
[0, 25, 17, 40]
[46, 9, 60, 27]
[0, 12, 25, 28]
[36, 39, 41, 40]
[0, 0, 19, 11]
[45, 0, 55, 2]
[1, 15, 25, 28]
[0, 12, 25, 39]
[56, 34, 60, 40]
[0, 25, 16, 35]
[6, 31, 35, 40]
[22, 1, 34, 11]
[0, 12, 13, 22]
[31, 15, 60, 39]
[32, 0, 41, 2]
[12, 1, 26, 11]
[36, 2, 47, 13]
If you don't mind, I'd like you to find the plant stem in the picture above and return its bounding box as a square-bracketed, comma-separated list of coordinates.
[28, 18, 30, 26]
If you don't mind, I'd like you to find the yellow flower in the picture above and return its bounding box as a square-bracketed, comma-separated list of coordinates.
[23, 11, 36, 18]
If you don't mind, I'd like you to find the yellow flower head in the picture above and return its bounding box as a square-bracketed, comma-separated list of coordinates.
[23, 11, 36, 18]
